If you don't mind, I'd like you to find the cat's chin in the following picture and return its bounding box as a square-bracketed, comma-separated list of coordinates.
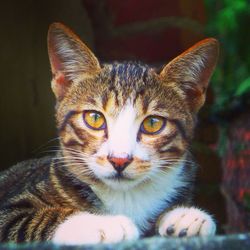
[105, 172, 134, 181]
[100, 175, 143, 191]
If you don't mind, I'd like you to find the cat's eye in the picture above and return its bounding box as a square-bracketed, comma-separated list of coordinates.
[83, 110, 106, 130]
[140, 116, 166, 135]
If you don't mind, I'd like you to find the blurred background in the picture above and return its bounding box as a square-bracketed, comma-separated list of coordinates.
[0, 0, 250, 235]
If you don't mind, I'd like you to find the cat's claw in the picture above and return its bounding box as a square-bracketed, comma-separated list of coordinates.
[158, 207, 216, 237]
[52, 213, 139, 245]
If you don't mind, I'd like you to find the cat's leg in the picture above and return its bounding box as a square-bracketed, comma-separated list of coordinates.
[0, 206, 77, 242]
[0, 206, 138, 244]
[157, 206, 216, 237]
[52, 212, 139, 245]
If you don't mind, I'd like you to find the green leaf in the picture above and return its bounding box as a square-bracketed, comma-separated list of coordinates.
[243, 192, 250, 211]
[235, 76, 250, 96]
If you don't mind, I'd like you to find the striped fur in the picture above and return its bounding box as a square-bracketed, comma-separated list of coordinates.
[0, 23, 219, 243]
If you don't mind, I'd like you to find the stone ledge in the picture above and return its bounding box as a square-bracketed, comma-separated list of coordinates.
[0, 234, 250, 250]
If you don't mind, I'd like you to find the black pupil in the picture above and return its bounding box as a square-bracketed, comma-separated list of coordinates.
[92, 113, 100, 122]
[150, 118, 158, 127]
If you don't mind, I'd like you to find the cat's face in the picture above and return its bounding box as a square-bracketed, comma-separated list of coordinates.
[48, 23, 219, 190]
[56, 63, 192, 190]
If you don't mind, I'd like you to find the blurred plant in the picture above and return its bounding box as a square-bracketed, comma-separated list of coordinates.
[243, 192, 250, 212]
[204, 0, 250, 157]
[205, 0, 250, 117]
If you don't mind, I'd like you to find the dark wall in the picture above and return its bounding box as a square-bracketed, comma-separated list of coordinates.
[0, 0, 93, 169]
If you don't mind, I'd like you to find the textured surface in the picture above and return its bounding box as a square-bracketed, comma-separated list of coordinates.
[222, 113, 250, 233]
[0, 234, 250, 250]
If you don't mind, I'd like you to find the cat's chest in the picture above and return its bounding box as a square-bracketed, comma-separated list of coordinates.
[100, 187, 168, 230]
[92, 170, 185, 231]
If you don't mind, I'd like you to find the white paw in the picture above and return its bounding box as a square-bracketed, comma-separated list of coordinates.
[158, 207, 216, 237]
[52, 213, 139, 245]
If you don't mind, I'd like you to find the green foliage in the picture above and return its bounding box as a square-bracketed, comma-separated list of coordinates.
[243, 192, 250, 212]
[235, 76, 250, 97]
[204, 0, 250, 114]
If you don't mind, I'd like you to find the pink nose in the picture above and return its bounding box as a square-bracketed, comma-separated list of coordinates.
[108, 155, 133, 173]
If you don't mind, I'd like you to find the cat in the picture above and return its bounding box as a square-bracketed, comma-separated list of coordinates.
[0, 22, 219, 245]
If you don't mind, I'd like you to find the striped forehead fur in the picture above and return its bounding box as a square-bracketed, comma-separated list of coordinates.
[100, 62, 156, 106]
[108, 62, 149, 87]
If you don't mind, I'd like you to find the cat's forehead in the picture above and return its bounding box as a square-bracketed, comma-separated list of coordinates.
[99, 62, 165, 115]
[98, 62, 185, 116]
[105, 62, 150, 88]
[63, 61, 186, 120]
[103, 63, 160, 98]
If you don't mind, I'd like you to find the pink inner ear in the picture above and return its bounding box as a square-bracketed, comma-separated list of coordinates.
[49, 41, 63, 73]
[51, 70, 70, 100]
[54, 72, 67, 86]
[49, 43, 70, 87]
[49, 42, 71, 99]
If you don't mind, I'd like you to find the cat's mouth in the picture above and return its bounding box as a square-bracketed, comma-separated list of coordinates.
[101, 171, 142, 190]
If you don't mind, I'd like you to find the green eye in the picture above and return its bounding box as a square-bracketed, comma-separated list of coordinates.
[83, 111, 106, 130]
[140, 116, 166, 134]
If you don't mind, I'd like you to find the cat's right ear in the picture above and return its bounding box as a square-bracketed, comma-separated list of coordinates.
[47, 23, 101, 100]
[159, 38, 219, 113]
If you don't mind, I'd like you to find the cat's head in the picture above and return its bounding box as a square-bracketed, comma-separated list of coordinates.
[48, 23, 219, 190]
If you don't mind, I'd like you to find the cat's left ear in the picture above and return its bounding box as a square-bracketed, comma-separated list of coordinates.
[160, 38, 219, 113]
[47, 22, 101, 100]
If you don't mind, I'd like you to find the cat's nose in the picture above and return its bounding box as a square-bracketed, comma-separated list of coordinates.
[107, 155, 133, 173]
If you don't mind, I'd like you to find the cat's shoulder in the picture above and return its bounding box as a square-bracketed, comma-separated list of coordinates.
[0, 156, 52, 198]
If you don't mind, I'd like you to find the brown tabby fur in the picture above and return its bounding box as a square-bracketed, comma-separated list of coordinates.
[0, 23, 219, 242]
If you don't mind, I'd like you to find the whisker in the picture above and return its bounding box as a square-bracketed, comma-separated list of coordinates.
[55, 156, 87, 161]
[32, 137, 60, 154]
[55, 159, 89, 167]
[54, 160, 94, 174]
[158, 157, 195, 163]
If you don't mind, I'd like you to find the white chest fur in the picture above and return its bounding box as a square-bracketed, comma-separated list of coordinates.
[93, 164, 186, 232]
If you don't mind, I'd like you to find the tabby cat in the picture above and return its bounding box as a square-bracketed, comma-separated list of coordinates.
[0, 23, 219, 244]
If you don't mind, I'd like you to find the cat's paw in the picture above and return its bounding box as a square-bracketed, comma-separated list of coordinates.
[52, 213, 139, 245]
[158, 207, 216, 237]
